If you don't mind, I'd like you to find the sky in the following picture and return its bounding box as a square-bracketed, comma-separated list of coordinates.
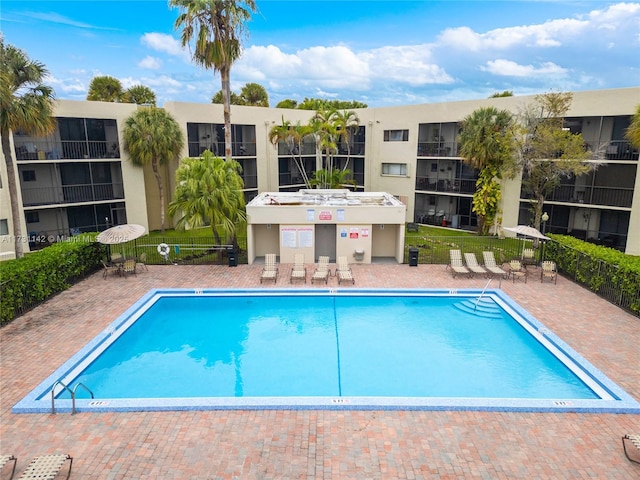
[2, 1, 640, 107]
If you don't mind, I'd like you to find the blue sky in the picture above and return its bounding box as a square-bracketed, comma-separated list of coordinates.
[2, 1, 639, 107]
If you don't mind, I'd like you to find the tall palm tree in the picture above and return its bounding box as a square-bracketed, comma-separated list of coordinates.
[0, 41, 56, 258]
[168, 151, 246, 247]
[171, 0, 256, 161]
[331, 109, 360, 171]
[122, 107, 184, 233]
[269, 119, 312, 188]
[458, 107, 515, 234]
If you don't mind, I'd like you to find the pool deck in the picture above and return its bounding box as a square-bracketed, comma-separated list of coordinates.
[2, 263, 639, 479]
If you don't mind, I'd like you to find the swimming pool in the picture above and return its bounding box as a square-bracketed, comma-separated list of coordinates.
[13, 288, 640, 413]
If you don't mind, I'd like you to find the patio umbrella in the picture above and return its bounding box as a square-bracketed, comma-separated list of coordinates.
[502, 225, 549, 241]
[97, 224, 146, 244]
[97, 224, 146, 258]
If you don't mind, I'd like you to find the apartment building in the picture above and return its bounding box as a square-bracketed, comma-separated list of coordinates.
[1, 87, 638, 259]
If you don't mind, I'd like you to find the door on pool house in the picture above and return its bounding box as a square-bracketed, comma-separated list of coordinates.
[315, 224, 336, 262]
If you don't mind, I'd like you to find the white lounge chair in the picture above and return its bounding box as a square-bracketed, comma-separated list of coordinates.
[482, 251, 508, 278]
[311, 256, 330, 284]
[464, 252, 488, 277]
[447, 249, 471, 278]
[260, 253, 279, 284]
[336, 256, 355, 285]
[290, 253, 307, 283]
[540, 260, 558, 284]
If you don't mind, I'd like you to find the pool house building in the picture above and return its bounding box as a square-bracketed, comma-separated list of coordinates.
[1, 86, 639, 259]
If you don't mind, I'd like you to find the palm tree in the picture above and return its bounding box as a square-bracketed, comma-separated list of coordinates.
[626, 104, 640, 148]
[268, 119, 312, 188]
[331, 109, 360, 171]
[122, 107, 184, 233]
[87, 76, 123, 102]
[0, 41, 56, 258]
[168, 151, 246, 247]
[212, 89, 242, 105]
[458, 107, 515, 234]
[309, 168, 356, 190]
[239, 82, 269, 106]
[171, 0, 256, 161]
[124, 85, 157, 105]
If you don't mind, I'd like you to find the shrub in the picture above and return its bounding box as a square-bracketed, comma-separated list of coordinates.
[0, 234, 105, 325]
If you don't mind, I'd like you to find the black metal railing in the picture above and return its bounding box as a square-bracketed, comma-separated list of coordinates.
[521, 184, 634, 208]
[21, 183, 125, 206]
[14, 140, 120, 160]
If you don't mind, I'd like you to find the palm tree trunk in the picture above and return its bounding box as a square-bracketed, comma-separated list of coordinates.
[1, 131, 24, 258]
[221, 66, 233, 161]
[152, 160, 165, 233]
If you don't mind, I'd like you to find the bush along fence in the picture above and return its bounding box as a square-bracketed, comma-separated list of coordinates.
[544, 235, 640, 317]
[0, 235, 105, 326]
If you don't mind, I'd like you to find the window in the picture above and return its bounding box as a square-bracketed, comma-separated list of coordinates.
[0, 219, 8, 235]
[383, 129, 409, 142]
[381, 163, 408, 176]
[22, 170, 36, 182]
[26, 212, 40, 223]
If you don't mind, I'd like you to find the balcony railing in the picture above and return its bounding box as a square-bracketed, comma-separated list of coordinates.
[187, 141, 257, 157]
[416, 176, 476, 194]
[14, 140, 120, 161]
[21, 183, 125, 206]
[417, 141, 458, 157]
[277, 143, 316, 156]
[522, 184, 633, 208]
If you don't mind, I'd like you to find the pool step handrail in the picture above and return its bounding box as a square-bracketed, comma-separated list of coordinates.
[51, 381, 94, 415]
[474, 279, 492, 311]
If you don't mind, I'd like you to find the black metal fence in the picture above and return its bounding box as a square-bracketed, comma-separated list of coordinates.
[109, 236, 248, 266]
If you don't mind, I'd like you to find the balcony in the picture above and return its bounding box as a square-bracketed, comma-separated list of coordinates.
[416, 176, 476, 194]
[15, 140, 120, 161]
[21, 183, 125, 207]
[522, 184, 633, 208]
[187, 141, 257, 157]
[417, 141, 458, 157]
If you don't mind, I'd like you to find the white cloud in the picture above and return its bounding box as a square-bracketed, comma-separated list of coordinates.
[138, 56, 162, 70]
[482, 59, 568, 77]
[235, 43, 452, 92]
[141, 33, 191, 61]
[437, 3, 640, 52]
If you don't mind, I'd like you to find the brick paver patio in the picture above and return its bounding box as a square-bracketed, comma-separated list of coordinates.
[1, 263, 639, 479]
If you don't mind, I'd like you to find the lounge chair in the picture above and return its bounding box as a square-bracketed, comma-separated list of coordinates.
[509, 260, 527, 283]
[290, 253, 307, 283]
[0, 455, 16, 479]
[522, 248, 536, 266]
[622, 434, 640, 464]
[17, 454, 73, 480]
[482, 251, 508, 278]
[463, 253, 488, 277]
[311, 256, 330, 284]
[336, 256, 355, 285]
[260, 253, 279, 284]
[540, 260, 558, 284]
[447, 249, 471, 278]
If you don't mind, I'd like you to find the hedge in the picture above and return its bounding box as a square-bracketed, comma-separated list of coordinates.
[545, 234, 640, 315]
[0, 234, 105, 325]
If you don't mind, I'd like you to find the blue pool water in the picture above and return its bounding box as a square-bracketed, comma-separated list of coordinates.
[13, 289, 640, 413]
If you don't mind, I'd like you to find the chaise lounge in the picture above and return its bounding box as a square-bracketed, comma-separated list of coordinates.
[17, 454, 73, 480]
[622, 434, 640, 464]
[311, 256, 330, 284]
[336, 256, 355, 285]
[447, 249, 471, 278]
[260, 253, 279, 284]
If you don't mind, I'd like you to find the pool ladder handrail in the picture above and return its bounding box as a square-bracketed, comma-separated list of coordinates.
[51, 381, 94, 415]
[474, 279, 492, 311]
